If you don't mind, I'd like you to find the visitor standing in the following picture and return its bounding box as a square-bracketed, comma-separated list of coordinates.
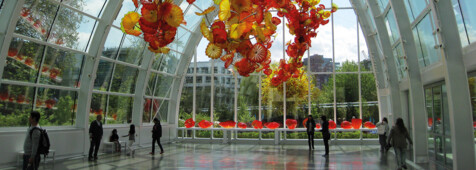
[150, 118, 164, 155]
[89, 114, 103, 161]
[123, 124, 136, 156]
[23, 111, 41, 170]
[320, 115, 330, 157]
[306, 115, 316, 150]
[376, 117, 390, 152]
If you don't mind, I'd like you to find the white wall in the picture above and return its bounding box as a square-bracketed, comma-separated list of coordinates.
[0, 124, 175, 167]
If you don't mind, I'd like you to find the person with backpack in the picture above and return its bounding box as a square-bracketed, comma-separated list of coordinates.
[387, 118, 413, 170]
[376, 117, 389, 152]
[305, 115, 316, 150]
[23, 111, 42, 170]
[150, 118, 164, 155]
[89, 114, 103, 161]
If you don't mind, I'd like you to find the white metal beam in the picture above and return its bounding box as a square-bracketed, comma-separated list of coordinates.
[0, 0, 24, 81]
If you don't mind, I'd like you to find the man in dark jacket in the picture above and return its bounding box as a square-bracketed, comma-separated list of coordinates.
[89, 114, 103, 161]
[306, 115, 316, 150]
[150, 118, 164, 155]
[320, 115, 330, 157]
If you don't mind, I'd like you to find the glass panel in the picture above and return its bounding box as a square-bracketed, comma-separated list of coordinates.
[459, 0, 476, 43]
[35, 88, 77, 126]
[432, 86, 442, 135]
[102, 27, 123, 58]
[214, 74, 235, 126]
[451, 0, 469, 46]
[238, 75, 259, 125]
[469, 76, 476, 156]
[262, 131, 275, 139]
[392, 43, 407, 80]
[425, 87, 435, 159]
[196, 77, 211, 120]
[62, 0, 106, 17]
[110, 64, 138, 93]
[445, 137, 453, 166]
[286, 72, 314, 128]
[146, 72, 157, 96]
[196, 130, 211, 138]
[154, 74, 174, 98]
[90, 93, 107, 122]
[334, 9, 358, 71]
[106, 95, 133, 124]
[117, 34, 145, 65]
[336, 74, 359, 127]
[159, 51, 180, 74]
[193, 0, 213, 11]
[306, 54, 333, 73]
[359, 26, 372, 72]
[361, 73, 377, 102]
[179, 84, 193, 127]
[143, 98, 154, 123]
[47, 7, 96, 52]
[269, 12, 283, 63]
[156, 100, 169, 123]
[93, 60, 114, 91]
[362, 102, 379, 138]
[261, 74, 284, 127]
[112, 0, 136, 26]
[378, 0, 389, 13]
[0, 0, 4, 14]
[151, 53, 163, 71]
[385, 9, 400, 45]
[0, 84, 34, 127]
[405, 0, 427, 23]
[39, 47, 84, 87]
[15, 0, 58, 41]
[413, 14, 441, 67]
[3, 38, 44, 83]
[334, 0, 352, 8]
[312, 74, 334, 122]
[182, 6, 202, 36]
[173, 27, 190, 52]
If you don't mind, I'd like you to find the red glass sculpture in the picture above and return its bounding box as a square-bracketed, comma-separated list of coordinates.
[364, 121, 376, 129]
[49, 68, 60, 79]
[41, 66, 49, 73]
[316, 123, 321, 129]
[8, 48, 18, 57]
[341, 121, 352, 129]
[219, 120, 236, 128]
[9, 96, 14, 102]
[252, 120, 263, 129]
[24, 57, 34, 66]
[0, 91, 8, 101]
[45, 99, 56, 109]
[184, 118, 195, 128]
[112, 114, 117, 120]
[265, 122, 280, 129]
[36, 99, 43, 107]
[351, 118, 362, 129]
[286, 119, 297, 129]
[198, 120, 213, 129]
[16, 95, 25, 103]
[302, 118, 308, 128]
[238, 122, 247, 129]
[428, 118, 433, 127]
[473, 121, 476, 128]
[329, 120, 337, 129]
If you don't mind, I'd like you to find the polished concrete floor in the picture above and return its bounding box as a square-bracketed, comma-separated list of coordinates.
[8, 143, 432, 170]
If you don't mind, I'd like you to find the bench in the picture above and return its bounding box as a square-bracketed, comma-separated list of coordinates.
[17, 150, 55, 166]
[102, 141, 126, 153]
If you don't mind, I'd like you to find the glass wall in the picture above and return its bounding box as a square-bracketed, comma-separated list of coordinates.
[451, 0, 476, 46]
[179, 1, 379, 140]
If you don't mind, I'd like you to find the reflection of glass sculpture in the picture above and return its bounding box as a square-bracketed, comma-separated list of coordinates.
[265, 122, 280, 129]
[428, 118, 433, 127]
[219, 120, 236, 128]
[364, 121, 376, 129]
[286, 119, 297, 129]
[329, 120, 337, 129]
[316, 123, 321, 129]
[184, 118, 195, 128]
[473, 121, 476, 128]
[198, 120, 213, 129]
[252, 120, 263, 129]
[302, 118, 308, 128]
[341, 121, 352, 129]
[351, 118, 362, 129]
[238, 122, 247, 129]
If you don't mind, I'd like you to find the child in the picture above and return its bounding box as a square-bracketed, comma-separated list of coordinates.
[123, 124, 136, 156]
[110, 129, 121, 152]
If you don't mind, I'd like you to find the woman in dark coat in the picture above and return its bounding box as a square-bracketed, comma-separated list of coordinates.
[306, 115, 316, 150]
[150, 118, 164, 155]
[320, 115, 330, 157]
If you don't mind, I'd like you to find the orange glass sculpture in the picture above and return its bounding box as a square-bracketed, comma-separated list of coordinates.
[219, 120, 236, 128]
[286, 119, 297, 129]
[316, 123, 321, 129]
[329, 120, 337, 129]
[45, 99, 56, 109]
[238, 122, 247, 129]
[302, 118, 308, 128]
[16, 95, 25, 103]
[8, 48, 18, 57]
[351, 118, 362, 129]
[364, 121, 376, 129]
[252, 120, 263, 129]
[198, 120, 213, 129]
[265, 122, 280, 129]
[184, 118, 195, 128]
[428, 118, 433, 127]
[0, 91, 8, 101]
[341, 121, 352, 129]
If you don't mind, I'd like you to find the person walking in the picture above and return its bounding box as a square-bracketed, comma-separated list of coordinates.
[306, 115, 316, 150]
[150, 118, 164, 155]
[376, 117, 390, 152]
[320, 115, 330, 157]
[23, 111, 42, 170]
[89, 114, 103, 161]
[387, 118, 413, 170]
[123, 124, 136, 156]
